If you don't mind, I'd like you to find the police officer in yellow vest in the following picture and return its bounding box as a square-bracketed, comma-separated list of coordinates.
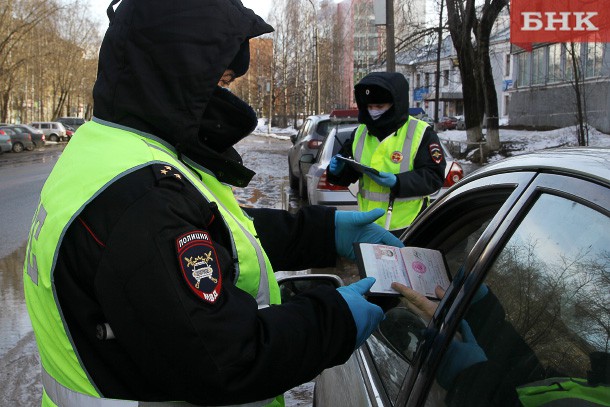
[328, 72, 446, 237]
[22, 1, 405, 406]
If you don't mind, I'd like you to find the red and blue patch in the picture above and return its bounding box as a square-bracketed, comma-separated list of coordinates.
[176, 231, 222, 304]
[429, 143, 444, 164]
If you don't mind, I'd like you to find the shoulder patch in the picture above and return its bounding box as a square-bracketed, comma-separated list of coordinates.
[152, 164, 185, 183]
[429, 143, 444, 164]
[176, 230, 222, 304]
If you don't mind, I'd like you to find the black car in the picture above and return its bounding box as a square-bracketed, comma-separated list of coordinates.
[280, 147, 610, 407]
[0, 125, 34, 152]
[8, 124, 45, 148]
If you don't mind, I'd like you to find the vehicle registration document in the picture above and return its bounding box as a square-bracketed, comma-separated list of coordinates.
[354, 243, 450, 298]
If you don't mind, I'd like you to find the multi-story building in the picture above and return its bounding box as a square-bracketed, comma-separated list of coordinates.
[397, 17, 511, 122]
[509, 42, 610, 133]
[336, 0, 426, 108]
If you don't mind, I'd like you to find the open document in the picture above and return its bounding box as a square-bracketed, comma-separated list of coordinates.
[354, 243, 450, 298]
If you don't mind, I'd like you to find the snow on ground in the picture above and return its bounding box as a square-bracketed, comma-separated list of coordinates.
[252, 119, 295, 140]
[440, 124, 610, 163]
[253, 119, 610, 161]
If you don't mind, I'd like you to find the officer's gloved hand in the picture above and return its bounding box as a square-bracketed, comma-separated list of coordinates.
[437, 320, 488, 389]
[335, 208, 404, 260]
[337, 277, 384, 349]
[367, 171, 397, 188]
[329, 154, 345, 175]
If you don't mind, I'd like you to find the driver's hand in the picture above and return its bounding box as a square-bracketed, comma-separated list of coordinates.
[391, 283, 446, 323]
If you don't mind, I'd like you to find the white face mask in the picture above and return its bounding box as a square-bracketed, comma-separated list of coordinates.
[368, 107, 390, 120]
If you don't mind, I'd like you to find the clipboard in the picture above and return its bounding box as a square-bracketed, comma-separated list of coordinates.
[336, 156, 380, 176]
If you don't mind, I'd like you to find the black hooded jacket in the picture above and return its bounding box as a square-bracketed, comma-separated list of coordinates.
[327, 72, 446, 203]
[53, 0, 355, 404]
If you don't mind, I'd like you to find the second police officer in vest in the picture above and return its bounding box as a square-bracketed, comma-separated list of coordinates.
[22, 1, 405, 406]
[328, 72, 447, 237]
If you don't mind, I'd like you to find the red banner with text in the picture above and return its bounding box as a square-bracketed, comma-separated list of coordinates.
[511, 0, 610, 51]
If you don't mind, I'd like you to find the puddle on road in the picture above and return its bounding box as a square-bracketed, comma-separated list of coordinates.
[0, 243, 32, 355]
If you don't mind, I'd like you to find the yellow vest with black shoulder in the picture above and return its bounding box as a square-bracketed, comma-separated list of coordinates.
[23, 119, 283, 407]
[352, 117, 429, 231]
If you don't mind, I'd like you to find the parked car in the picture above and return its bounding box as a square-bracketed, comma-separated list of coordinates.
[29, 121, 68, 142]
[0, 125, 34, 152]
[54, 116, 86, 130]
[301, 124, 359, 209]
[64, 125, 75, 140]
[0, 129, 12, 154]
[437, 116, 458, 130]
[429, 142, 464, 201]
[287, 147, 610, 407]
[288, 109, 359, 197]
[420, 116, 435, 126]
[455, 115, 466, 130]
[9, 124, 45, 147]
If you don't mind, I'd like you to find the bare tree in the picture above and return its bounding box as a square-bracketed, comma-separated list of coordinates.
[565, 43, 589, 146]
[445, 0, 508, 150]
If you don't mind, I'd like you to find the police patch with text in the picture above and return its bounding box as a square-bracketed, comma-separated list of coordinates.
[429, 143, 444, 164]
[176, 231, 222, 304]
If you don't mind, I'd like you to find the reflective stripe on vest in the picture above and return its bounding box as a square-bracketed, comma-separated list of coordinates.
[352, 118, 428, 230]
[517, 377, 610, 407]
[24, 119, 281, 406]
[42, 367, 275, 407]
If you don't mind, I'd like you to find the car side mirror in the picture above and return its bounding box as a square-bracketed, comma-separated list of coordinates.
[276, 274, 344, 303]
[299, 154, 314, 164]
[290, 134, 297, 144]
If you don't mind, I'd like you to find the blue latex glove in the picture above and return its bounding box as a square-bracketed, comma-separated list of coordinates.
[335, 208, 404, 260]
[437, 320, 488, 389]
[337, 277, 385, 349]
[367, 171, 397, 188]
[329, 154, 345, 175]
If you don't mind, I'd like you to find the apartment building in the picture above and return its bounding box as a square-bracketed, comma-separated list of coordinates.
[509, 42, 610, 133]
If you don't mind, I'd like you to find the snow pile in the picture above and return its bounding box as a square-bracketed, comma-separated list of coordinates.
[252, 119, 297, 140]
[439, 124, 610, 162]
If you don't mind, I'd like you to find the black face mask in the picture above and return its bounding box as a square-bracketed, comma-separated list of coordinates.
[198, 86, 258, 153]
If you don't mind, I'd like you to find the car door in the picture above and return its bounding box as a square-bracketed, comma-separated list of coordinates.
[400, 171, 610, 406]
[315, 171, 535, 407]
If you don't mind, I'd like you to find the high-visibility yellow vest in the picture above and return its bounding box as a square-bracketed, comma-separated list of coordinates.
[23, 119, 283, 407]
[352, 117, 429, 230]
[517, 377, 610, 406]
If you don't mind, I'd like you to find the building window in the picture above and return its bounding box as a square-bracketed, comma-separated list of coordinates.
[443, 70, 449, 86]
[585, 42, 603, 78]
[564, 43, 581, 81]
[416, 74, 421, 88]
[532, 47, 545, 85]
[517, 53, 530, 87]
[503, 95, 510, 116]
[425, 73, 430, 87]
[505, 54, 511, 77]
[548, 44, 562, 83]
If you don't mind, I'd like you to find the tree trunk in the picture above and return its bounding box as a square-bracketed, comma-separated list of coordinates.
[477, 0, 507, 151]
[445, 0, 484, 143]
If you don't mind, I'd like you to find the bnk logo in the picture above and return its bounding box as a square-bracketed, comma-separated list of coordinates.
[511, 0, 610, 50]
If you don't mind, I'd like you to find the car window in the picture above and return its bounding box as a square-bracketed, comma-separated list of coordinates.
[316, 120, 331, 137]
[368, 185, 518, 405]
[296, 120, 311, 142]
[428, 191, 610, 406]
[41, 123, 50, 129]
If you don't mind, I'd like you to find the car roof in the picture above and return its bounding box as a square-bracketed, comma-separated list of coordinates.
[467, 147, 610, 185]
